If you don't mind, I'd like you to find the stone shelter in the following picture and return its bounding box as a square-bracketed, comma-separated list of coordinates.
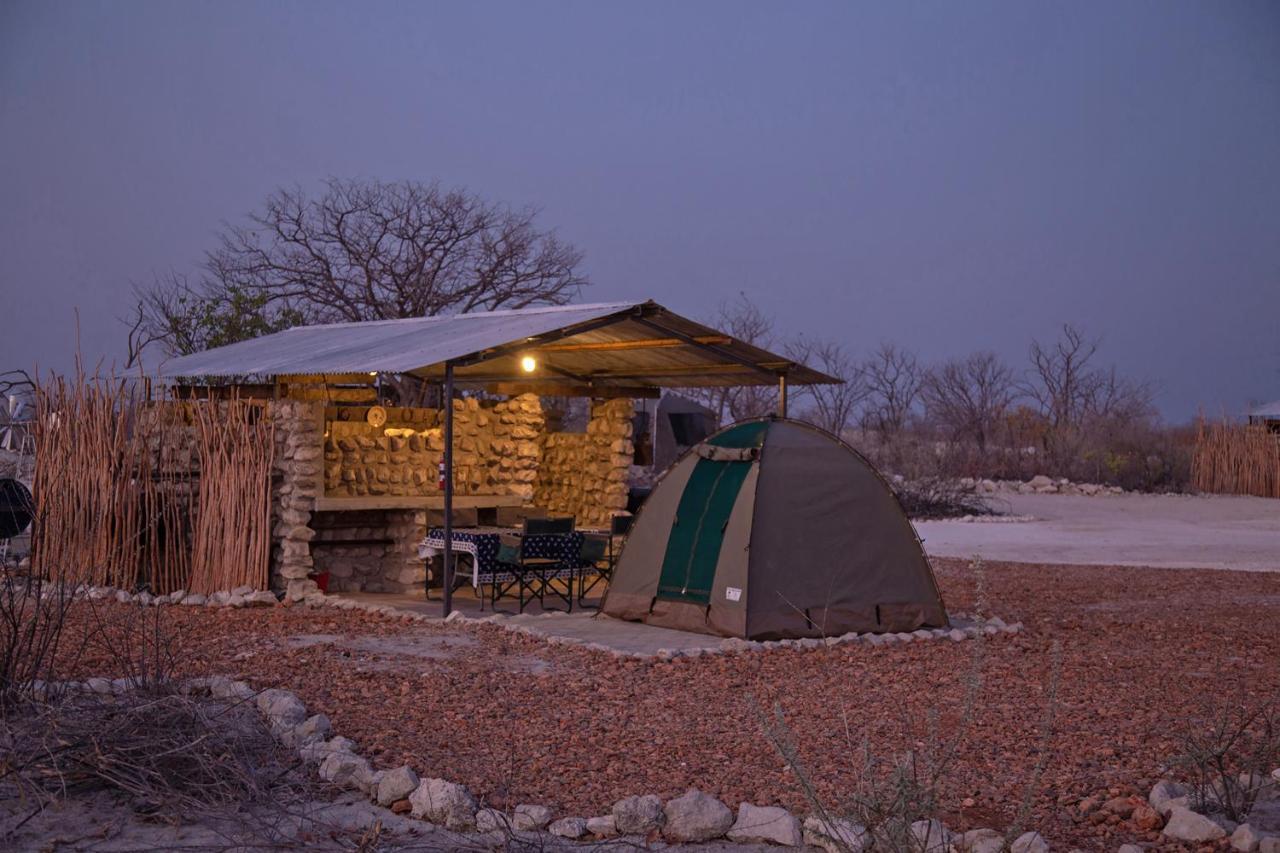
[155, 300, 836, 612]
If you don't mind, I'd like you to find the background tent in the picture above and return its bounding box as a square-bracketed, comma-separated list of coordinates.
[602, 418, 947, 640]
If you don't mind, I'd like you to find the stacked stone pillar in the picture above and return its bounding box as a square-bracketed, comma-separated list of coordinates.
[271, 399, 324, 599]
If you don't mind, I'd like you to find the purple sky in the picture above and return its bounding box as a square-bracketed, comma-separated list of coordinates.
[1, 1, 1277, 419]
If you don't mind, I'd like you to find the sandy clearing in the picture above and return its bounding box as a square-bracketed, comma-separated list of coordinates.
[914, 492, 1280, 572]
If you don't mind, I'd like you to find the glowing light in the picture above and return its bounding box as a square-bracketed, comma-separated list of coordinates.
[520, 355, 537, 373]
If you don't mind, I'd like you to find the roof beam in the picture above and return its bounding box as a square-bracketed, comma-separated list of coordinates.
[632, 314, 788, 381]
[536, 335, 731, 353]
[481, 382, 660, 399]
[449, 308, 639, 367]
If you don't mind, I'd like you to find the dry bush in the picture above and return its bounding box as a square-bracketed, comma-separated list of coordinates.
[891, 478, 993, 520]
[1174, 700, 1280, 823]
[0, 573, 77, 709]
[3, 689, 310, 817]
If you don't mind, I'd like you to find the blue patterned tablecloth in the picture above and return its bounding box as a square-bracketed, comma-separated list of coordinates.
[419, 527, 583, 587]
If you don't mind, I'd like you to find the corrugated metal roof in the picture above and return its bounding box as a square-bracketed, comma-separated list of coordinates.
[1250, 399, 1280, 419]
[154, 300, 839, 388]
[156, 302, 639, 378]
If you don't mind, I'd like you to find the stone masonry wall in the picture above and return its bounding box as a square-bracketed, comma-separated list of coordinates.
[534, 398, 634, 528]
[323, 394, 545, 501]
[271, 399, 324, 599]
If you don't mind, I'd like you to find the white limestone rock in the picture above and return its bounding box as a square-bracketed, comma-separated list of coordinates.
[727, 803, 803, 846]
[1163, 806, 1228, 842]
[910, 818, 952, 853]
[803, 814, 869, 852]
[1149, 779, 1190, 816]
[319, 751, 371, 790]
[1012, 830, 1050, 853]
[549, 817, 588, 838]
[375, 765, 419, 807]
[586, 815, 617, 837]
[613, 794, 666, 835]
[513, 803, 553, 831]
[662, 788, 733, 842]
[956, 828, 1005, 853]
[408, 778, 478, 830]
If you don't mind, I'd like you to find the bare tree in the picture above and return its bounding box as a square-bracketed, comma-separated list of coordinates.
[862, 343, 922, 435]
[132, 179, 588, 357]
[786, 337, 868, 436]
[684, 294, 779, 424]
[922, 352, 1019, 454]
[1023, 324, 1100, 430]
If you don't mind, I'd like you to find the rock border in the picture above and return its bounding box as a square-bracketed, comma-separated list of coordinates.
[25, 673, 1057, 850]
[1146, 777, 1280, 851]
[73, 584, 1023, 662]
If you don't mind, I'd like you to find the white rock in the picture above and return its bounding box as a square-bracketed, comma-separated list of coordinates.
[291, 714, 332, 747]
[207, 591, 231, 606]
[300, 735, 357, 764]
[1149, 779, 1189, 816]
[375, 765, 419, 807]
[255, 688, 307, 727]
[231, 584, 254, 596]
[549, 816, 588, 838]
[727, 803, 803, 846]
[956, 827, 1005, 853]
[1260, 839, 1280, 853]
[408, 778, 478, 830]
[803, 814, 868, 852]
[663, 789, 734, 842]
[1012, 830, 1050, 853]
[475, 807, 509, 833]
[1117, 845, 1144, 853]
[1163, 806, 1227, 842]
[513, 803, 553, 831]
[1231, 823, 1263, 852]
[910, 818, 952, 853]
[246, 590, 277, 607]
[585, 815, 617, 837]
[114, 590, 132, 603]
[226, 594, 247, 608]
[613, 794, 666, 834]
[180, 593, 206, 606]
[319, 751, 370, 790]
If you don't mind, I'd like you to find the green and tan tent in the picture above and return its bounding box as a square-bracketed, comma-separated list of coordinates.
[601, 418, 947, 639]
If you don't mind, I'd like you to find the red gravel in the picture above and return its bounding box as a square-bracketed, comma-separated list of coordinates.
[53, 558, 1280, 850]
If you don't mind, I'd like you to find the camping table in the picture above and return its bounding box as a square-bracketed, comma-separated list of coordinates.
[419, 526, 583, 590]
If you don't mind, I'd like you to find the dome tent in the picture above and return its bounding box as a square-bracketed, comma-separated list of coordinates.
[601, 418, 947, 640]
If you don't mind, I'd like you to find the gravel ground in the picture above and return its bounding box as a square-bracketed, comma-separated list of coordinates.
[51, 558, 1280, 850]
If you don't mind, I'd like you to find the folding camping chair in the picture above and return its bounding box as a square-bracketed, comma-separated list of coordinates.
[577, 514, 633, 606]
[493, 516, 577, 613]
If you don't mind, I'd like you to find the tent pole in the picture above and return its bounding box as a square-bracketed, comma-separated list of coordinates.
[442, 362, 454, 618]
[777, 373, 788, 418]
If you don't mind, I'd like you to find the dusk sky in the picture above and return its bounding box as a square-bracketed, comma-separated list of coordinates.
[1, 1, 1277, 420]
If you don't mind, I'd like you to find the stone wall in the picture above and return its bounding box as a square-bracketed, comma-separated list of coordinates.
[323, 394, 545, 500]
[273, 393, 635, 595]
[308, 508, 429, 594]
[271, 399, 324, 599]
[535, 398, 634, 528]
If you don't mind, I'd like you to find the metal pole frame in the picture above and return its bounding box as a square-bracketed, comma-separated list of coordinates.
[442, 361, 455, 617]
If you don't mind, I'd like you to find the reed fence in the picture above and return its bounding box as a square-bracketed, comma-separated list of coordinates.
[30, 372, 276, 592]
[1191, 419, 1280, 499]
